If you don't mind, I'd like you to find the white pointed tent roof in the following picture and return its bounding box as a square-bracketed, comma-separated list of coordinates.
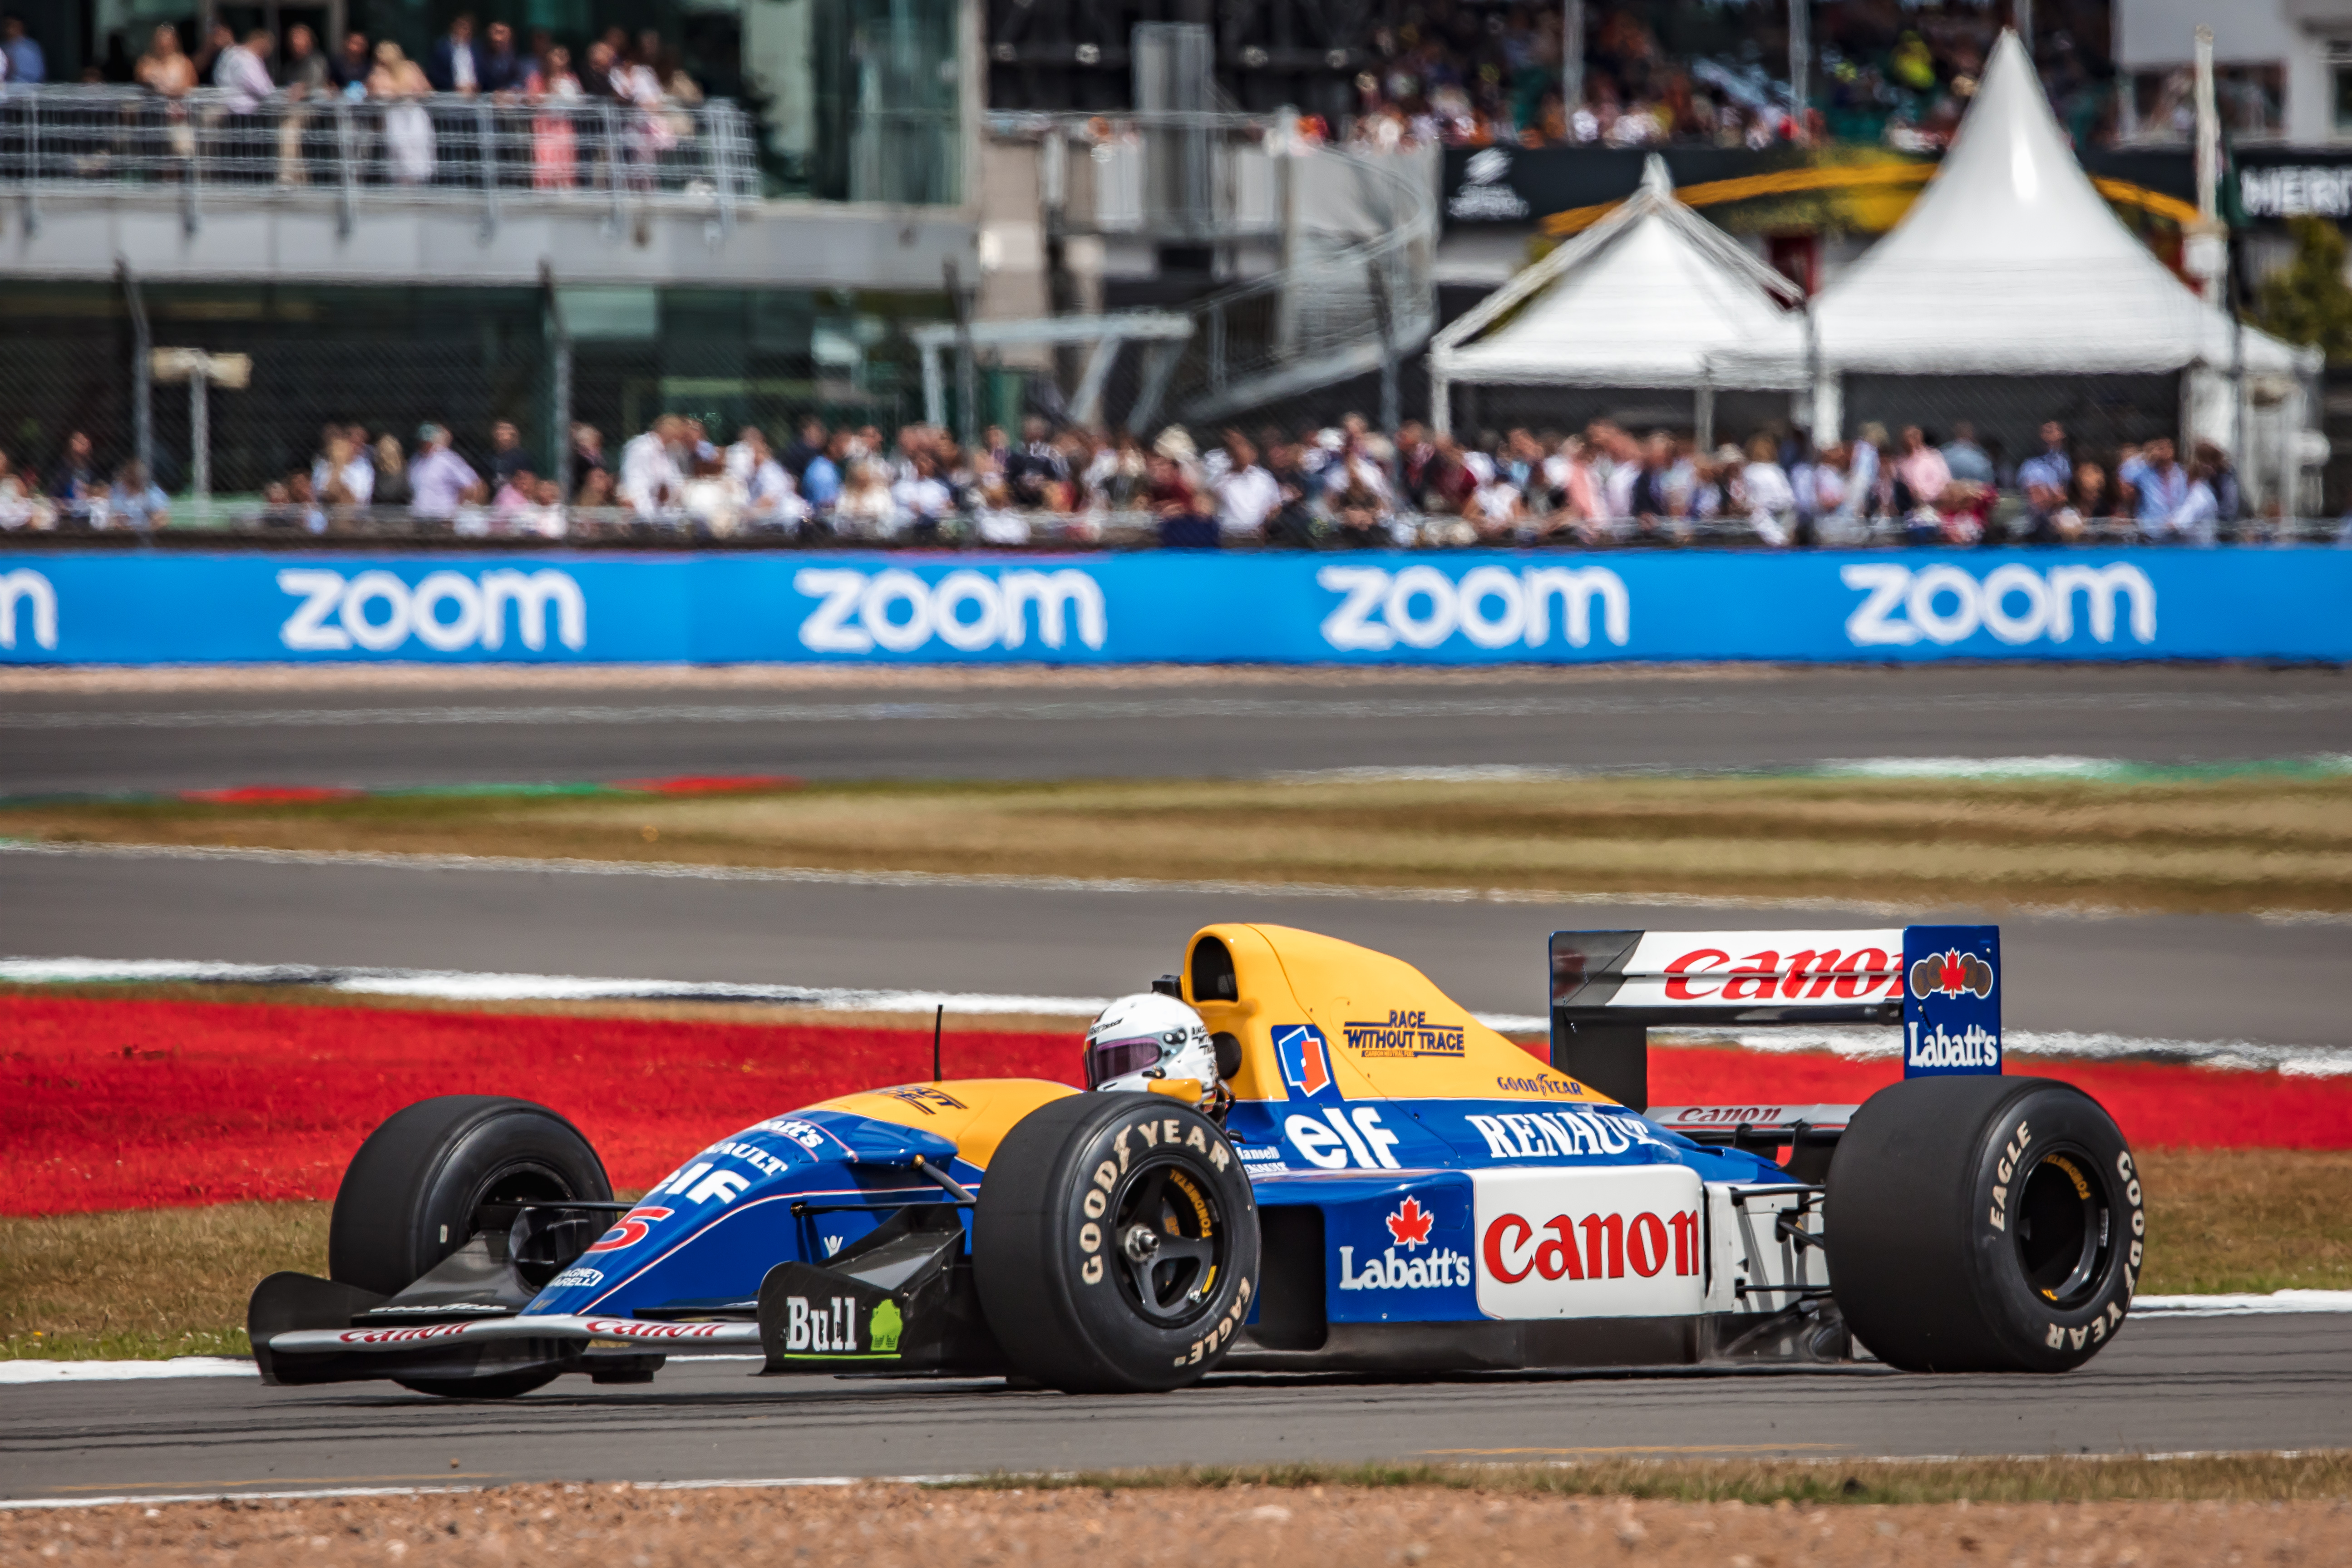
[1431, 155, 1811, 389]
[1809, 30, 2310, 377]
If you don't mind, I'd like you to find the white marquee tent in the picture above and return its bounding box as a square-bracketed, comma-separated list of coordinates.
[1427, 155, 1812, 438]
[1793, 29, 2312, 387]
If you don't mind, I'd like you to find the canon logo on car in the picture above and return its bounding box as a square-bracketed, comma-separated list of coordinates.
[1842, 561, 2155, 648]
[1470, 1166, 1705, 1318]
[1660, 945, 1899, 1002]
[580, 1318, 727, 1340]
[278, 567, 585, 655]
[795, 566, 1106, 655]
[1483, 1206, 1700, 1283]
[336, 1321, 475, 1345]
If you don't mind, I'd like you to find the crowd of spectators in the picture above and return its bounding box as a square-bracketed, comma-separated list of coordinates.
[4, 12, 705, 190]
[0, 410, 2281, 550]
[1336, 0, 2118, 155]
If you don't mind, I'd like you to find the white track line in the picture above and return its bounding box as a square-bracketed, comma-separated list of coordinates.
[5, 952, 2346, 1072]
[0, 1477, 976, 1511]
[7, 836, 2349, 931]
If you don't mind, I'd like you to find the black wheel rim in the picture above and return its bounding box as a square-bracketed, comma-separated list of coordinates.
[2013, 1146, 2114, 1309]
[1106, 1155, 1225, 1326]
[471, 1159, 579, 1223]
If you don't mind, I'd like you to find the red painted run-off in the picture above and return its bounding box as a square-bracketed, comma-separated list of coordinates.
[3, 996, 2347, 1216]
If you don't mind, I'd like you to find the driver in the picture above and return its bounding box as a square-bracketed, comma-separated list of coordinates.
[1082, 989, 1230, 1121]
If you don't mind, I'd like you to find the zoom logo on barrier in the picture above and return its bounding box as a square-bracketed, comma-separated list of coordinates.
[277, 567, 586, 654]
[794, 567, 1106, 655]
[1842, 562, 2155, 649]
[1317, 564, 1629, 651]
[0, 568, 56, 651]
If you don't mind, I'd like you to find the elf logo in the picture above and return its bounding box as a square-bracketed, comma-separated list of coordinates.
[277, 567, 585, 655]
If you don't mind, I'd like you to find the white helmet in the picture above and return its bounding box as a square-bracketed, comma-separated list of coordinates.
[1084, 990, 1218, 1097]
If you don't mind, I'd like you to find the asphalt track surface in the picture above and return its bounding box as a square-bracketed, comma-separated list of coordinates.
[4, 665, 2349, 796]
[5, 1316, 2347, 1502]
[0, 845, 2342, 1049]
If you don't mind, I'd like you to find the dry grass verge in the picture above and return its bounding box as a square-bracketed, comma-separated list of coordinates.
[3, 1149, 2343, 1359]
[9, 1473, 2352, 1564]
[6, 772, 2352, 914]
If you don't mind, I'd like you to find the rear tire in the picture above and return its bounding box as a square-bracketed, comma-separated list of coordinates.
[329, 1095, 611, 1298]
[973, 1093, 1259, 1393]
[1826, 1075, 2143, 1373]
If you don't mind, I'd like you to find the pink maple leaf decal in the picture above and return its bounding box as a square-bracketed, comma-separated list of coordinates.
[1386, 1197, 1434, 1248]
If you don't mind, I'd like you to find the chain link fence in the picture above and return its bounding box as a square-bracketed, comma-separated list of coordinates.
[0, 280, 924, 509]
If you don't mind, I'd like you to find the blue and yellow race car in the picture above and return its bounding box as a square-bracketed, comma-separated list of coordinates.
[250, 921, 2143, 1395]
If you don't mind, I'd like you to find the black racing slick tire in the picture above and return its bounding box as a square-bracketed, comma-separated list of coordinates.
[1826, 1075, 2144, 1373]
[328, 1095, 611, 1298]
[972, 1092, 1259, 1393]
[394, 1369, 562, 1400]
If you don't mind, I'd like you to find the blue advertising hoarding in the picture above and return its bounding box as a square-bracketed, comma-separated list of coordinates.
[0, 548, 2344, 666]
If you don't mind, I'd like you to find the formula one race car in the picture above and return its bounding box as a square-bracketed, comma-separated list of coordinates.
[250, 922, 2145, 1396]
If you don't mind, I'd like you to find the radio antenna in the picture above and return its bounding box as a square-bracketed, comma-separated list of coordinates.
[932, 1004, 943, 1083]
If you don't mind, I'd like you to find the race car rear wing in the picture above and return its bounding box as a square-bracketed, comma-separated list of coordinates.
[1548, 924, 2002, 1114]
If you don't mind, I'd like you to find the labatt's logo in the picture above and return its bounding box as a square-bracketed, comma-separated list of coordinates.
[1339, 1198, 1472, 1291]
[1906, 947, 1998, 1070]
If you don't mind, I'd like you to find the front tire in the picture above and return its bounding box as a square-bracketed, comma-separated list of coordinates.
[1826, 1076, 2143, 1373]
[394, 1369, 560, 1400]
[973, 1093, 1259, 1393]
[329, 1095, 611, 1298]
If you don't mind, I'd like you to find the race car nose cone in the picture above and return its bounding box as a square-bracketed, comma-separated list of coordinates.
[1122, 1224, 1163, 1263]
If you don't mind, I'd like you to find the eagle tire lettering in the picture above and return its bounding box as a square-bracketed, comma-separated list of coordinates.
[1828, 1076, 2140, 1373]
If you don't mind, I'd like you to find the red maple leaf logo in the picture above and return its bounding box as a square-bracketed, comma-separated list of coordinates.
[1936, 951, 1969, 995]
[1386, 1197, 1434, 1248]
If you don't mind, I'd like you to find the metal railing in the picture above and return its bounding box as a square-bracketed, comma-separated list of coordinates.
[0, 86, 761, 232]
[6, 501, 2340, 551]
[990, 110, 1439, 425]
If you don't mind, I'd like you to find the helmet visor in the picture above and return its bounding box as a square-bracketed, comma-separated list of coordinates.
[1084, 1034, 1167, 1088]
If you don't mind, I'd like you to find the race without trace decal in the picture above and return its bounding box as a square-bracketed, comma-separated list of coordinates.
[1471, 1166, 1705, 1319]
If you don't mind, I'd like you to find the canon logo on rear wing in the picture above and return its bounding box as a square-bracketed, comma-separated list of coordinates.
[1551, 929, 1907, 1024]
[1549, 924, 2002, 1089]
